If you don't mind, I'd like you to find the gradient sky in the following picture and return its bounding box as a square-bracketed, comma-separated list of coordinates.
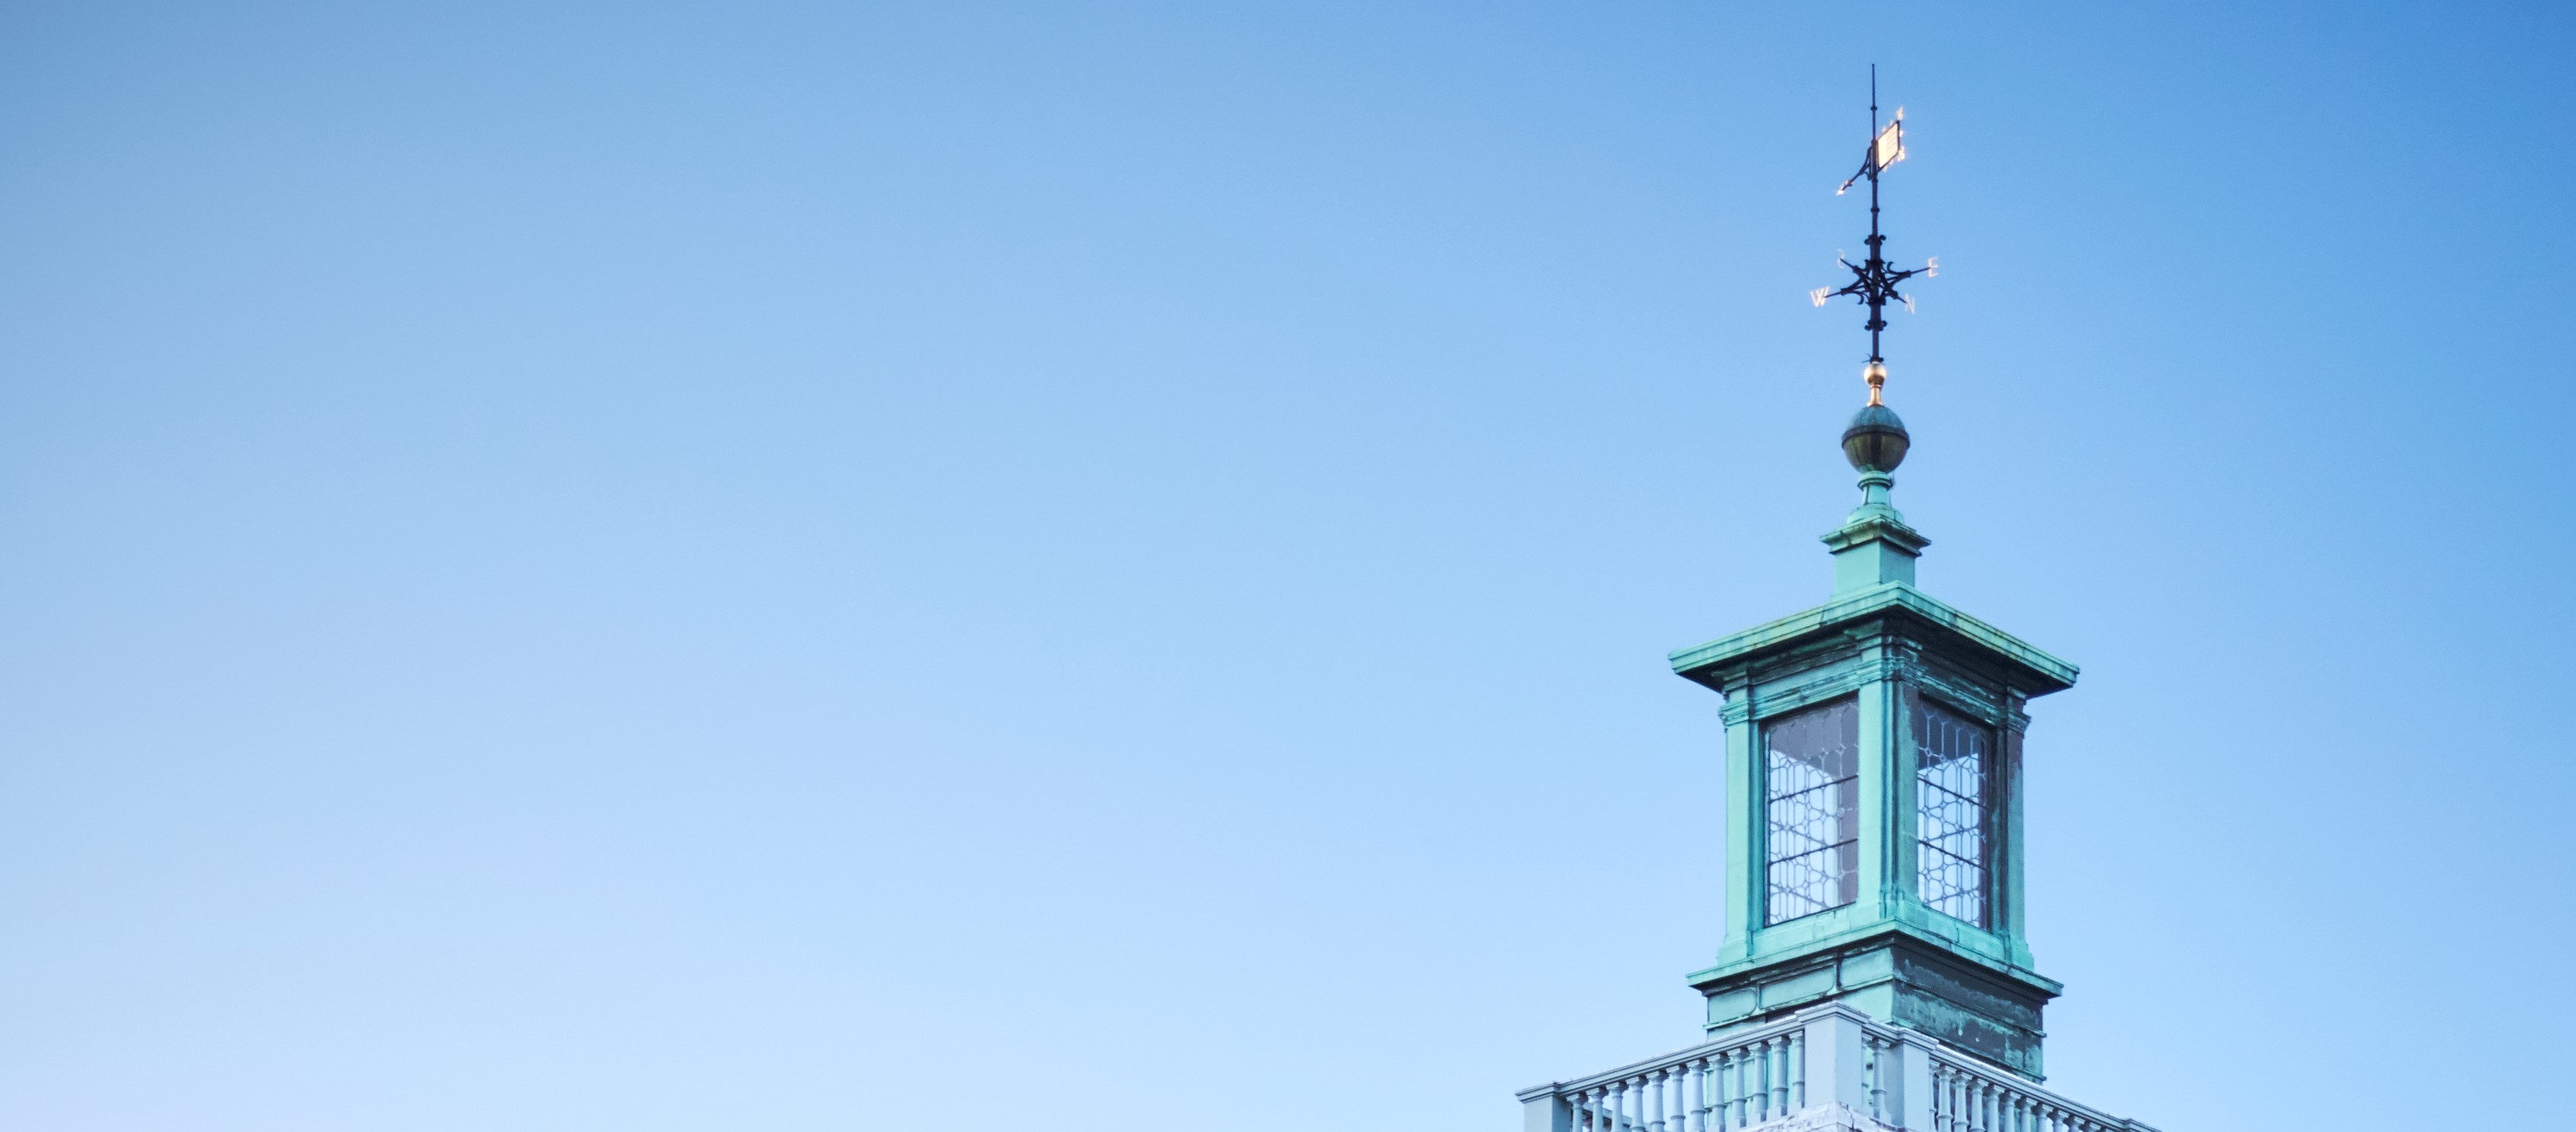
[3, 3, 2571, 1130]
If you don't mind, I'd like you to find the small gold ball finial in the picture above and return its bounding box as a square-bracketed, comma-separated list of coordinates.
[1863, 359, 1888, 406]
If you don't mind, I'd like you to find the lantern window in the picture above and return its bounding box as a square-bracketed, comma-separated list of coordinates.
[1913, 697, 1992, 927]
[1765, 699, 1860, 924]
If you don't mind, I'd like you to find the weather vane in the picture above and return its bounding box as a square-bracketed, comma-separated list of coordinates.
[1810, 65, 1936, 407]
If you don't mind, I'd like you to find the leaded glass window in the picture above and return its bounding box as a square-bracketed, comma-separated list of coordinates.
[1765, 699, 1859, 924]
[1912, 696, 1991, 927]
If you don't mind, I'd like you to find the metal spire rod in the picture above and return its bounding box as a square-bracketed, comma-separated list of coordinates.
[1866, 68, 1885, 363]
[1815, 65, 1934, 405]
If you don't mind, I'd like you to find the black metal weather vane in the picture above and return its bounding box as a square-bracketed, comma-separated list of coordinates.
[1810, 66, 1936, 407]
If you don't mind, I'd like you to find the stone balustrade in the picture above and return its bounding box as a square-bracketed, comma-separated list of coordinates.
[1517, 1005, 2159, 1132]
[1916, 1045, 2139, 1132]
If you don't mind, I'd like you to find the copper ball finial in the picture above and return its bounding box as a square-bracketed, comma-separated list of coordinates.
[1842, 401, 1910, 473]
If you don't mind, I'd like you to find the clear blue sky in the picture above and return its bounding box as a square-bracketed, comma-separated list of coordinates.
[3, 2, 2569, 1129]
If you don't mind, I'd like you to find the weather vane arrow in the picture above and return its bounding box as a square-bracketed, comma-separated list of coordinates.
[1809, 65, 1936, 407]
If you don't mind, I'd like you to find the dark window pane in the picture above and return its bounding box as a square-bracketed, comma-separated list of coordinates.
[1912, 696, 1991, 927]
[1765, 699, 1860, 924]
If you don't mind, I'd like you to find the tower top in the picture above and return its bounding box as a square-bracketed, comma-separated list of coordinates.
[1514, 77, 2156, 1132]
[1653, 78, 2082, 1078]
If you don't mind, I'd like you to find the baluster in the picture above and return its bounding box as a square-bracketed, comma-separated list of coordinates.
[1775, 1037, 1793, 1119]
[1571, 1089, 1590, 1132]
[1717, 1049, 1736, 1129]
[1609, 1080, 1626, 1132]
[1750, 1042, 1768, 1125]
[1789, 1030, 1806, 1111]
[1756, 1042, 1771, 1124]
[1724, 1049, 1744, 1130]
[1704, 1052, 1723, 1131]
[1669, 1060, 1689, 1132]
[1752, 1041, 1772, 1123]
[1649, 1069, 1667, 1132]
[1682, 1064, 1696, 1132]
[1688, 1057, 1710, 1132]
[1750, 1039, 1766, 1123]
[1776, 1035, 1793, 1114]
[1743, 1045, 1761, 1127]
[1704, 1054, 1721, 1132]
[1861, 1038, 1882, 1123]
[1767, 1036, 1787, 1114]
[1627, 1075, 1644, 1132]
[1663, 1064, 1679, 1132]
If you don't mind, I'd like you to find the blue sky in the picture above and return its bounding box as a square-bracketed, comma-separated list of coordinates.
[2, 2, 2570, 1129]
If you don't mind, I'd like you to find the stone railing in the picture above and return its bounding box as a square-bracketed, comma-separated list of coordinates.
[1915, 1045, 2140, 1132]
[1539, 1012, 1811, 1132]
[1517, 1005, 2159, 1132]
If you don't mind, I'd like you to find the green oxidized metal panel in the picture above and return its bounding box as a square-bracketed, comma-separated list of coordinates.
[1676, 579, 2073, 1080]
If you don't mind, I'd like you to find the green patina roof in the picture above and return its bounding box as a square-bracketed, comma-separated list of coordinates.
[1669, 581, 2078, 694]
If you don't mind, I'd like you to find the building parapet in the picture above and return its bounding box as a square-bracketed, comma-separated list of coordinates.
[1514, 1005, 2157, 1132]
